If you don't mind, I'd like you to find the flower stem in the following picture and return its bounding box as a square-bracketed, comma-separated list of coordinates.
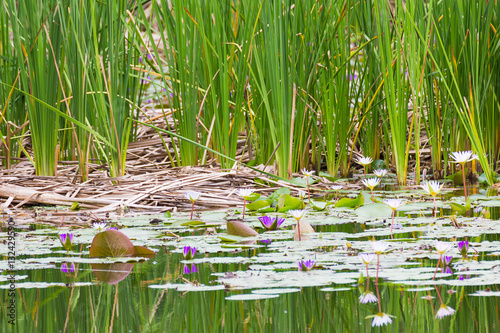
[297, 218, 302, 241]
[371, 189, 374, 203]
[433, 196, 437, 218]
[376, 282, 382, 313]
[242, 198, 246, 219]
[306, 178, 311, 203]
[462, 164, 468, 202]
[366, 264, 370, 281]
[376, 253, 380, 285]
[190, 202, 194, 220]
[433, 254, 442, 280]
[390, 210, 395, 233]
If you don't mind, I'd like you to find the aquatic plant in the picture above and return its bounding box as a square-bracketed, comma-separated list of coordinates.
[371, 241, 389, 285]
[384, 199, 405, 232]
[356, 156, 373, 178]
[298, 259, 315, 271]
[361, 178, 380, 203]
[450, 151, 477, 202]
[59, 233, 74, 252]
[458, 240, 469, 258]
[420, 181, 444, 217]
[236, 188, 255, 219]
[358, 253, 376, 280]
[92, 223, 107, 233]
[289, 209, 307, 241]
[301, 169, 315, 202]
[330, 185, 342, 201]
[183, 246, 197, 260]
[185, 191, 202, 220]
[373, 169, 388, 179]
[258, 216, 285, 231]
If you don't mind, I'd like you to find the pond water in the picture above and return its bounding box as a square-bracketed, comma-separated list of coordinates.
[1, 186, 500, 332]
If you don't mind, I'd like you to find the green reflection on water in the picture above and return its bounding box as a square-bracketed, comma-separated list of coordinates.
[1, 248, 500, 332]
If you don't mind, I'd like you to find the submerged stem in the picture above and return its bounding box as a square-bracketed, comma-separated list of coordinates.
[390, 210, 395, 233]
[433, 254, 442, 280]
[190, 202, 194, 220]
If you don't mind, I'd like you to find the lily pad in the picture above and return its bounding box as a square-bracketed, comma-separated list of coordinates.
[335, 192, 364, 208]
[89, 230, 136, 258]
[227, 221, 258, 237]
[355, 203, 392, 218]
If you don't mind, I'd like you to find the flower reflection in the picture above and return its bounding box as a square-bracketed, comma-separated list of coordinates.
[436, 303, 455, 319]
[359, 291, 378, 304]
[371, 312, 393, 327]
[183, 264, 198, 274]
[61, 262, 75, 274]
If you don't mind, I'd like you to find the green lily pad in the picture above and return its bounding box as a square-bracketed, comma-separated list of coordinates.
[335, 192, 364, 208]
[309, 200, 328, 211]
[277, 194, 304, 212]
[246, 200, 272, 211]
[355, 203, 392, 218]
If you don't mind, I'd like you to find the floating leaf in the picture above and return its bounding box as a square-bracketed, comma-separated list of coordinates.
[269, 187, 291, 202]
[277, 194, 304, 212]
[181, 220, 205, 226]
[309, 200, 328, 211]
[335, 192, 364, 208]
[218, 235, 245, 243]
[245, 193, 261, 201]
[133, 246, 156, 258]
[355, 203, 392, 218]
[226, 221, 258, 237]
[89, 230, 136, 258]
[246, 200, 271, 211]
[290, 177, 319, 187]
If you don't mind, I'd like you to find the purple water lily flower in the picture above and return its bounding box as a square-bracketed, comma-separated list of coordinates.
[183, 246, 196, 260]
[61, 262, 75, 274]
[444, 255, 453, 266]
[258, 216, 285, 231]
[458, 241, 469, 257]
[443, 266, 453, 274]
[298, 259, 316, 271]
[183, 264, 191, 274]
[260, 239, 272, 245]
[107, 227, 118, 231]
[59, 233, 74, 251]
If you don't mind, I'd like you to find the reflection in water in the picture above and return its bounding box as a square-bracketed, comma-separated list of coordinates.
[91, 263, 134, 284]
[183, 263, 198, 274]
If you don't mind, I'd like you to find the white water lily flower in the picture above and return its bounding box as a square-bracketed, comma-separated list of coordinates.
[358, 253, 376, 265]
[371, 312, 393, 327]
[359, 291, 378, 304]
[298, 190, 306, 200]
[361, 178, 380, 190]
[370, 240, 389, 254]
[373, 169, 388, 177]
[435, 304, 455, 319]
[289, 209, 306, 220]
[355, 155, 373, 166]
[449, 150, 476, 164]
[301, 169, 315, 177]
[184, 191, 202, 202]
[385, 198, 404, 211]
[330, 185, 342, 191]
[92, 222, 107, 232]
[435, 240, 453, 255]
[420, 181, 444, 197]
[236, 188, 254, 199]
